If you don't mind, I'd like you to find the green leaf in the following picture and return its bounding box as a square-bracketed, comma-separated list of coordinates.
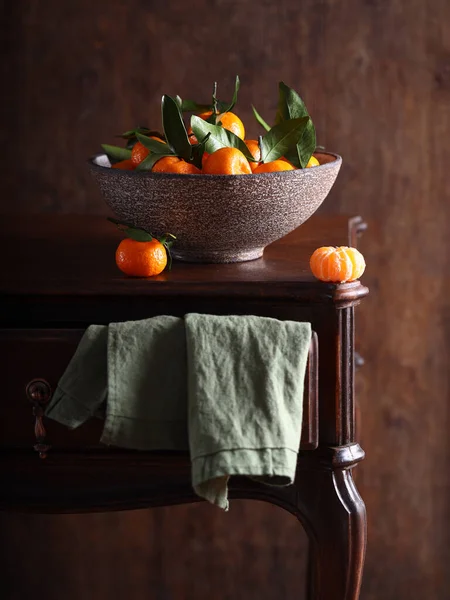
[175, 96, 183, 110]
[124, 228, 154, 242]
[159, 232, 176, 246]
[190, 133, 211, 169]
[252, 105, 271, 132]
[136, 133, 173, 154]
[190, 116, 255, 162]
[219, 75, 240, 114]
[159, 233, 177, 269]
[275, 81, 309, 123]
[283, 146, 302, 169]
[118, 127, 152, 139]
[117, 128, 166, 150]
[205, 111, 217, 125]
[161, 95, 192, 161]
[215, 100, 228, 113]
[286, 117, 316, 169]
[160, 234, 176, 270]
[107, 218, 154, 241]
[121, 130, 137, 138]
[297, 119, 316, 168]
[260, 117, 309, 163]
[135, 153, 174, 171]
[108, 216, 135, 228]
[101, 144, 132, 162]
[275, 82, 316, 167]
[180, 99, 212, 112]
[180, 76, 240, 116]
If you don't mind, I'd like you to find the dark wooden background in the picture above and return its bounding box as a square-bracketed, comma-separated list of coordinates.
[2, 1, 449, 599]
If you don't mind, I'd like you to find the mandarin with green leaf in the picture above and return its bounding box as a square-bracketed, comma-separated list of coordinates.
[131, 136, 164, 166]
[115, 238, 167, 277]
[188, 110, 245, 142]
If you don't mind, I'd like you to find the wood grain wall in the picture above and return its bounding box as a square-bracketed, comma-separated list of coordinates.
[1, 1, 450, 599]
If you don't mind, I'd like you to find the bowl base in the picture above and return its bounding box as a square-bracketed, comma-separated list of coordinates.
[172, 247, 265, 264]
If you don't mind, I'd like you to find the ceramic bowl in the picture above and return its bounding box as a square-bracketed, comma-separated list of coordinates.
[88, 151, 342, 263]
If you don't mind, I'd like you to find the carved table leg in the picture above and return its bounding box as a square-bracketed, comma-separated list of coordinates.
[296, 446, 366, 600]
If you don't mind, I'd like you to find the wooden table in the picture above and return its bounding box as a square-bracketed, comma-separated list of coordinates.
[0, 214, 368, 600]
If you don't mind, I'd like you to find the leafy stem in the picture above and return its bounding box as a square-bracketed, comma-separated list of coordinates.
[212, 81, 219, 116]
[252, 106, 271, 132]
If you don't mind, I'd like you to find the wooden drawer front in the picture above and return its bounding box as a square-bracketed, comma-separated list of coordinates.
[0, 329, 318, 452]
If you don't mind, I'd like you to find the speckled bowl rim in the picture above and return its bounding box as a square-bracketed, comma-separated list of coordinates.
[88, 151, 342, 180]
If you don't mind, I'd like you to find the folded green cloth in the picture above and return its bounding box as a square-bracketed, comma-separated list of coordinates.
[48, 316, 188, 450]
[186, 314, 311, 509]
[45, 325, 108, 428]
[46, 315, 311, 510]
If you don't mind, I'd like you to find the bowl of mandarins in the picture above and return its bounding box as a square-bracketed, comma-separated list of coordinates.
[89, 78, 341, 263]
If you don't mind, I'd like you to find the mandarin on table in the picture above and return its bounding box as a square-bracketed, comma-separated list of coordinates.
[115, 237, 167, 277]
[310, 246, 366, 283]
[202, 147, 252, 175]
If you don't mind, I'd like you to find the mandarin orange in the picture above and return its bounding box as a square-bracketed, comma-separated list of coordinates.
[307, 156, 320, 168]
[115, 238, 167, 277]
[310, 246, 366, 283]
[245, 140, 261, 172]
[131, 142, 149, 166]
[202, 147, 252, 175]
[188, 110, 245, 140]
[151, 156, 201, 174]
[112, 159, 135, 170]
[217, 112, 245, 139]
[253, 160, 295, 173]
[131, 136, 164, 166]
[279, 157, 296, 168]
[201, 151, 209, 168]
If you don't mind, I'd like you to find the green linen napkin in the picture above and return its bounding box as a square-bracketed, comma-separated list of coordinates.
[46, 315, 311, 510]
[185, 314, 311, 510]
[45, 325, 108, 428]
[46, 316, 188, 450]
[102, 316, 188, 449]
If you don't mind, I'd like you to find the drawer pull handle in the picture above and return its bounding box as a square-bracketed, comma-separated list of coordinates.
[26, 379, 52, 459]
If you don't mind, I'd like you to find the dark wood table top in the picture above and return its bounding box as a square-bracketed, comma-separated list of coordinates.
[1, 214, 367, 304]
